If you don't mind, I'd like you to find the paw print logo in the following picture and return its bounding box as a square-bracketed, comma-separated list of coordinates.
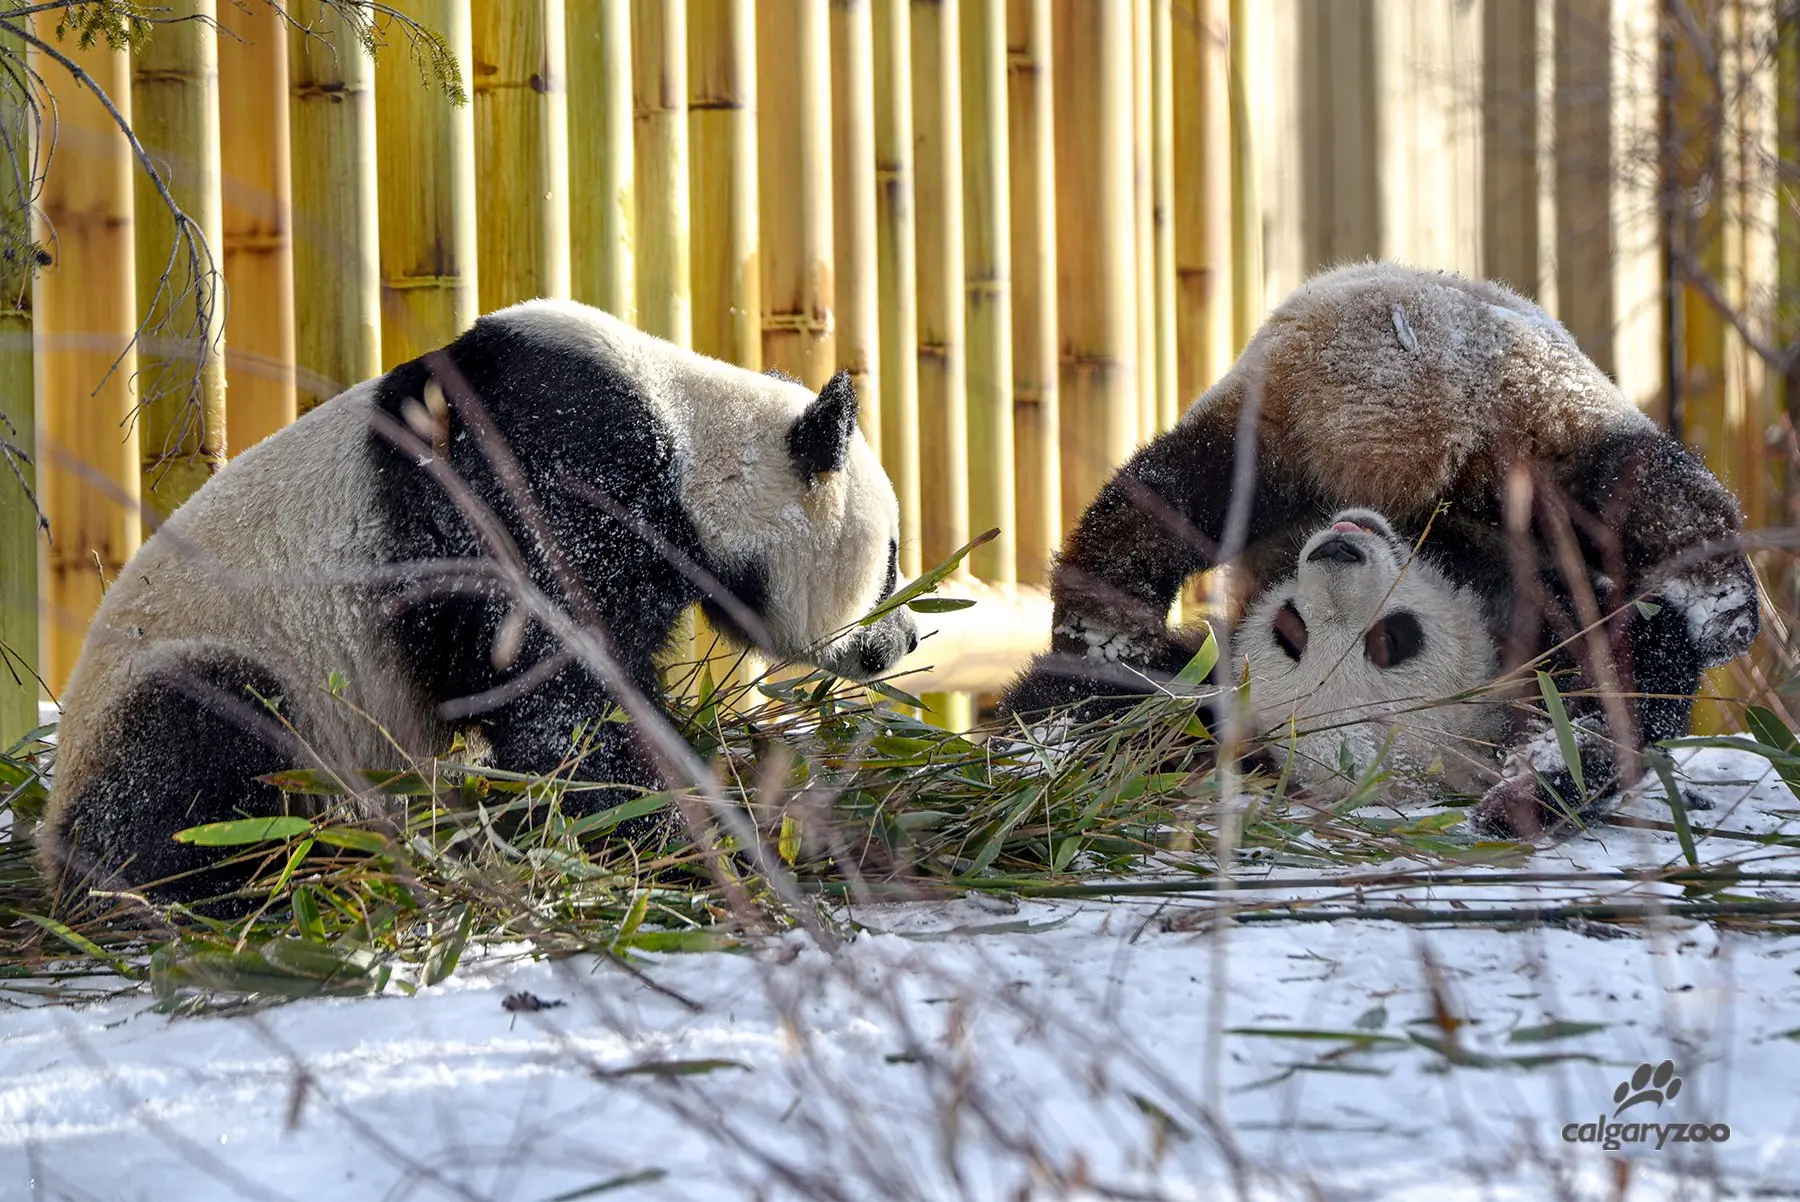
[1614, 1060, 1683, 1116]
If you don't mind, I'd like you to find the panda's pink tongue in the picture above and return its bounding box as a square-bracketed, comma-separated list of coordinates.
[1330, 521, 1362, 534]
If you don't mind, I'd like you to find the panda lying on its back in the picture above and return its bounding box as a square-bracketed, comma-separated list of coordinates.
[1001, 509, 1506, 803]
[1009, 262, 1758, 835]
[1236, 509, 1502, 801]
[42, 300, 917, 905]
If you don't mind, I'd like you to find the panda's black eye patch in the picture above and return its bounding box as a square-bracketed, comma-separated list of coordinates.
[1273, 601, 1307, 660]
[880, 539, 898, 600]
[1365, 610, 1424, 669]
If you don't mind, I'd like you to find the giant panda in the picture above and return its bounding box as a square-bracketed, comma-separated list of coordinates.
[41, 299, 918, 904]
[1004, 261, 1758, 835]
[999, 507, 1507, 804]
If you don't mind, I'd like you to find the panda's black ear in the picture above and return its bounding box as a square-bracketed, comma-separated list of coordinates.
[788, 371, 859, 482]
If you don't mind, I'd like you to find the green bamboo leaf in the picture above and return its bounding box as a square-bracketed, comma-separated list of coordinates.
[1745, 705, 1800, 802]
[611, 889, 650, 951]
[1660, 734, 1800, 770]
[1535, 671, 1585, 801]
[609, 1058, 750, 1078]
[1171, 627, 1220, 688]
[172, 816, 313, 846]
[564, 791, 673, 838]
[860, 529, 999, 625]
[777, 814, 802, 864]
[22, 914, 140, 978]
[1225, 1026, 1408, 1046]
[869, 680, 927, 709]
[906, 597, 977, 613]
[423, 904, 474, 988]
[269, 837, 315, 894]
[312, 827, 392, 854]
[292, 886, 326, 942]
[1508, 1020, 1607, 1044]
[618, 929, 739, 953]
[1644, 748, 1699, 868]
[966, 787, 1046, 875]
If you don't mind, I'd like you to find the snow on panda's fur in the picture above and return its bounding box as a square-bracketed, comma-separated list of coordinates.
[1005, 261, 1758, 833]
[41, 299, 917, 904]
[1236, 509, 1502, 800]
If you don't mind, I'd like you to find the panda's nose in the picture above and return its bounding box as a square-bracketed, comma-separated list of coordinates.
[906, 629, 919, 654]
[1307, 535, 1365, 565]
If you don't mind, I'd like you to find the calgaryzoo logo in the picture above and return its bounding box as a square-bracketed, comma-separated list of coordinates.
[1562, 1061, 1732, 1151]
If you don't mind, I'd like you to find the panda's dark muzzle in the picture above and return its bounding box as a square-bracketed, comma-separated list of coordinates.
[1307, 536, 1365, 565]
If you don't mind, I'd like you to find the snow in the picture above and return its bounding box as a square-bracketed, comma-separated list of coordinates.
[4, 712, 1800, 1199]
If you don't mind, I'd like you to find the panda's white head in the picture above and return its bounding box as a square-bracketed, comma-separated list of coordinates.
[1236, 509, 1503, 799]
[682, 368, 916, 682]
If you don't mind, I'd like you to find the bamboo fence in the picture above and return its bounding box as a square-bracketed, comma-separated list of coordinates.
[217, 0, 297, 455]
[288, 0, 382, 411]
[0, 20, 31, 745]
[30, 27, 141, 715]
[131, 0, 226, 519]
[6, 1, 1792, 740]
[376, 0, 479, 368]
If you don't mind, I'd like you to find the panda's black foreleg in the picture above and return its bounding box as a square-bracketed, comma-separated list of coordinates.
[1016, 403, 1322, 714]
[46, 651, 299, 912]
[1473, 584, 1708, 839]
[474, 657, 666, 799]
[464, 650, 686, 859]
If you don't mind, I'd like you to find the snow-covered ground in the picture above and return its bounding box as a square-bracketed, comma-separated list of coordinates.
[3, 726, 1798, 1200]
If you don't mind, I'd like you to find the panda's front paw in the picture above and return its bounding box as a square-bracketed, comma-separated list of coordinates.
[1051, 612, 1160, 664]
[1659, 564, 1761, 669]
[1469, 776, 1550, 840]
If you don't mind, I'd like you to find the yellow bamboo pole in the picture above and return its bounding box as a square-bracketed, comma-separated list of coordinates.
[376, 0, 477, 366]
[1783, 0, 1800, 568]
[633, 0, 690, 345]
[873, 0, 921, 577]
[1053, 1, 1139, 528]
[1006, 0, 1057, 587]
[632, 0, 697, 691]
[472, 0, 572, 311]
[1480, 0, 1540, 299]
[961, 0, 1013, 585]
[0, 21, 34, 740]
[1172, 0, 1232, 402]
[911, 0, 968, 570]
[32, 30, 141, 691]
[831, 0, 880, 449]
[1131, 0, 1154, 441]
[1227, 0, 1259, 352]
[217, 0, 296, 454]
[1149, 0, 1177, 434]
[288, 0, 381, 409]
[687, 2, 762, 698]
[568, 0, 635, 320]
[690, 0, 759, 367]
[757, 1, 835, 386]
[913, 0, 970, 731]
[132, 0, 226, 520]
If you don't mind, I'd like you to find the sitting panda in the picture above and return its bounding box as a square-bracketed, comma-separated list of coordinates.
[1000, 508, 1507, 804]
[1006, 262, 1758, 833]
[41, 299, 917, 904]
